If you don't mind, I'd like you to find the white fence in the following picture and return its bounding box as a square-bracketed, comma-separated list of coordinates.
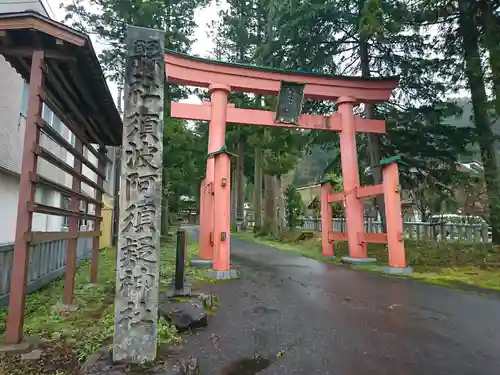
[302, 218, 491, 243]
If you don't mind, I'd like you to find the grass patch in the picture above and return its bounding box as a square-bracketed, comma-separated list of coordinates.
[233, 231, 500, 293]
[0, 232, 207, 375]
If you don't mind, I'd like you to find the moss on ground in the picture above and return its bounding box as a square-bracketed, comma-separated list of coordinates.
[233, 231, 500, 293]
[0, 232, 207, 375]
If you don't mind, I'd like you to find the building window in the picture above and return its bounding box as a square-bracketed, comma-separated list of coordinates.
[79, 218, 88, 230]
[79, 199, 87, 212]
[60, 195, 70, 229]
[42, 103, 52, 124]
[51, 115, 62, 132]
[106, 160, 112, 182]
[69, 132, 76, 147]
[41, 103, 64, 133]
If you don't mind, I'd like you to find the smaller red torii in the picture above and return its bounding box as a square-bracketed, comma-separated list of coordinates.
[165, 50, 410, 276]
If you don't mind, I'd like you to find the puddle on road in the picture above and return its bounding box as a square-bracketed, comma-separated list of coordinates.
[220, 357, 272, 375]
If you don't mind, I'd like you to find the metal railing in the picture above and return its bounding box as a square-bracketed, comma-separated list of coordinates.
[0, 237, 93, 306]
[301, 218, 491, 243]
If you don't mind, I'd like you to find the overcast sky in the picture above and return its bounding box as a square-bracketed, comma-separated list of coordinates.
[52, 0, 222, 105]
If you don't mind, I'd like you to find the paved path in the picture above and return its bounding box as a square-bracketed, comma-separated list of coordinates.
[184, 230, 500, 375]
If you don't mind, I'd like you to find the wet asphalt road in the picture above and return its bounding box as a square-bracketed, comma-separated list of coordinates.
[184, 230, 500, 375]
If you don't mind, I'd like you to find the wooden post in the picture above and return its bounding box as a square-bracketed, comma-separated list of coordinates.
[174, 230, 186, 291]
[63, 138, 83, 305]
[337, 97, 367, 259]
[5, 50, 45, 345]
[320, 181, 334, 257]
[113, 25, 164, 363]
[90, 146, 106, 284]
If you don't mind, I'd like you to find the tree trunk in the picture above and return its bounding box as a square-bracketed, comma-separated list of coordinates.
[277, 175, 286, 236]
[458, 0, 500, 243]
[263, 173, 277, 235]
[254, 147, 263, 232]
[479, 0, 500, 117]
[365, 104, 387, 230]
[358, 6, 387, 232]
[236, 139, 245, 230]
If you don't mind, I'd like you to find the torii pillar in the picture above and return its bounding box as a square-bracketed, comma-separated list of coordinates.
[196, 84, 231, 267]
[207, 149, 238, 279]
[337, 96, 370, 261]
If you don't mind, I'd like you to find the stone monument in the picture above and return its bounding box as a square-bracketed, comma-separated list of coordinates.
[113, 25, 165, 363]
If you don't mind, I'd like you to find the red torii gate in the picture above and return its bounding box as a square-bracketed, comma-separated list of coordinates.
[165, 50, 409, 275]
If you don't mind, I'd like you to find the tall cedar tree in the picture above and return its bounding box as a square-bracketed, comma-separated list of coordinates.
[416, 0, 500, 241]
[273, 0, 474, 221]
[212, 0, 306, 235]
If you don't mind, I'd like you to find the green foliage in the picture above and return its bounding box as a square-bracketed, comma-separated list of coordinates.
[292, 145, 332, 186]
[262, 128, 304, 177]
[284, 184, 303, 229]
[326, 172, 345, 217]
[163, 117, 206, 212]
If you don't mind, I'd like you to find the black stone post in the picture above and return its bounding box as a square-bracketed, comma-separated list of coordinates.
[175, 230, 187, 292]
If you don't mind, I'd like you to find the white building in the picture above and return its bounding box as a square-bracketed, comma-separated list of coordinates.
[0, 1, 120, 244]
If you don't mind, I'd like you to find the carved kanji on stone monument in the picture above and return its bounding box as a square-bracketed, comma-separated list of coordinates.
[114, 25, 165, 363]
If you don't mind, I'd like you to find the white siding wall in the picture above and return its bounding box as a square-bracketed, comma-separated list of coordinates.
[0, 172, 20, 244]
[0, 56, 24, 174]
[0, 0, 49, 173]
